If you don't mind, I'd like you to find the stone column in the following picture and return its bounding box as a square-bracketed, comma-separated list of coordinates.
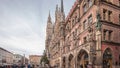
[60, 57, 62, 68]
[95, 30, 102, 68]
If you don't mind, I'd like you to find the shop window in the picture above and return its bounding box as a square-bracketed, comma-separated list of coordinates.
[103, 9, 107, 20]
[108, 10, 112, 22]
[88, 14, 93, 25]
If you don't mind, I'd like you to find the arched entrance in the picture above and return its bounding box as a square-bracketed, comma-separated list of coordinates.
[62, 57, 66, 68]
[103, 48, 112, 68]
[77, 49, 89, 68]
[68, 54, 74, 68]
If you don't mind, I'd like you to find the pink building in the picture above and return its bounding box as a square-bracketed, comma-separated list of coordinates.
[45, 0, 120, 68]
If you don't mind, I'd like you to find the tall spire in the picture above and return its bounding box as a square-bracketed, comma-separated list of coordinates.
[47, 11, 51, 23]
[56, 4, 58, 12]
[61, 0, 64, 12]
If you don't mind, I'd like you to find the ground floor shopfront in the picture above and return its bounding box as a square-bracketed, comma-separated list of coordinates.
[50, 43, 120, 68]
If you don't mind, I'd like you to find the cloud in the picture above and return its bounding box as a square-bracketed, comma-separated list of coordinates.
[0, 0, 75, 57]
[0, 0, 45, 56]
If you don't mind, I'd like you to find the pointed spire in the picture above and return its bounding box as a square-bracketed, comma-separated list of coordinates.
[56, 4, 58, 12]
[61, 0, 64, 12]
[47, 11, 51, 23]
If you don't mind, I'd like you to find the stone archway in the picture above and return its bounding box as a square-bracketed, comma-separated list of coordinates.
[62, 57, 66, 68]
[77, 49, 89, 68]
[68, 54, 74, 68]
[103, 48, 112, 68]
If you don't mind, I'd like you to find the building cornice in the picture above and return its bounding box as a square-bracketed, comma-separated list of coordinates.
[102, 41, 120, 46]
[101, 20, 120, 29]
[101, 0, 120, 10]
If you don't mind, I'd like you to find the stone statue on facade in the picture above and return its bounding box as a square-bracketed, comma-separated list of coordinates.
[96, 12, 102, 31]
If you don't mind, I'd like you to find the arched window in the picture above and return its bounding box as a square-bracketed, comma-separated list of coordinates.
[77, 50, 89, 68]
[103, 48, 112, 68]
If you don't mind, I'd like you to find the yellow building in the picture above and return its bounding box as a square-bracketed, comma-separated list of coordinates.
[29, 55, 42, 67]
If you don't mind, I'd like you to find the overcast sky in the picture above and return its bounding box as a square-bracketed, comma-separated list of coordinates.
[0, 0, 75, 57]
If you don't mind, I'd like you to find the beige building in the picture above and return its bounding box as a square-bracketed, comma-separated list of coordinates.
[0, 47, 13, 66]
[29, 55, 42, 67]
[13, 54, 28, 66]
[46, 0, 120, 68]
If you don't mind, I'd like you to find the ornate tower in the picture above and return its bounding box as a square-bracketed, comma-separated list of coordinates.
[60, 0, 65, 22]
[46, 11, 53, 58]
[60, 0, 65, 36]
[60, 0, 65, 68]
[55, 4, 59, 22]
[61, 0, 64, 13]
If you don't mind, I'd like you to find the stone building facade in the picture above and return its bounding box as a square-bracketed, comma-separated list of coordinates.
[45, 0, 120, 68]
[0, 47, 13, 66]
[29, 55, 42, 67]
[13, 54, 28, 66]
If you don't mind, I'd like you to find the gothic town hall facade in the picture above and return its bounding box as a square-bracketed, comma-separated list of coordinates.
[45, 0, 120, 68]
